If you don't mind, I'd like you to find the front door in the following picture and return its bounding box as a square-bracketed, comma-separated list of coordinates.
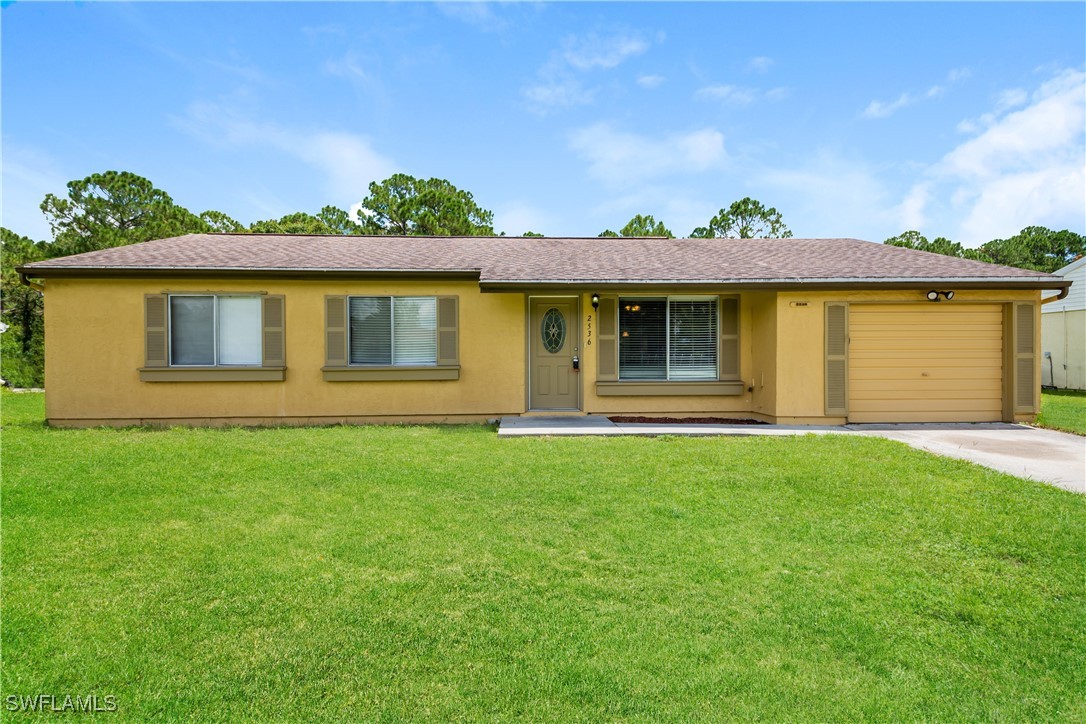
[529, 298, 579, 410]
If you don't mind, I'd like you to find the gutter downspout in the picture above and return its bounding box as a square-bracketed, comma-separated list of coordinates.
[1041, 285, 1070, 305]
[18, 271, 44, 292]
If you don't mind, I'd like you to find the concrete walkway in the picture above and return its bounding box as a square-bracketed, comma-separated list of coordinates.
[497, 416, 1085, 494]
[498, 415, 844, 437]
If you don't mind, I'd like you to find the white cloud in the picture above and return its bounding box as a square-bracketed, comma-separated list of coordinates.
[862, 67, 971, 119]
[904, 67, 1086, 245]
[637, 74, 665, 89]
[956, 87, 1029, 134]
[172, 101, 397, 202]
[940, 69, 1083, 179]
[753, 152, 897, 239]
[696, 85, 757, 105]
[695, 83, 790, 105]
[494, 201, 551, 236]
[323, 53, 369, 81]
[862, 92, 915, 119]
[995, 87, 1029, 112]
[947, 67, 972, 83]
[747, 56, 774, 73]
[561, 32, 649, 70]
[897, 183, 931, 231]
[0, 143, 68, 241]
[301, 24, 346, 39]
[436, 2, 510, 33]
[522, 30, 655, 113]
[569, 123, 726, 188]
[522, 78, 593, 110]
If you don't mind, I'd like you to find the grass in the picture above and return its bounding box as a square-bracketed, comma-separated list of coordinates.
[2, 391, 1084, 721]
[1038, 389, 1086, 435]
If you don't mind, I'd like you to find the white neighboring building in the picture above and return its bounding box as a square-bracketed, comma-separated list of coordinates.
[1041, 256, 1085, 390]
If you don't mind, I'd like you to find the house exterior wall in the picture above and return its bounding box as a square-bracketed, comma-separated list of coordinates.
[41, 279, 1043, 426]
[1042, 258, 1085, 313]
[1041, 258, 1084, 391]
[44, 278, 526, 425]
[1041, 310, 1086, 390]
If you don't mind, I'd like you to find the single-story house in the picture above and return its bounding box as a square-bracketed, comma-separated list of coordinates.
[1041, 255, 1085, 390]
[17, 234, 1071, 427]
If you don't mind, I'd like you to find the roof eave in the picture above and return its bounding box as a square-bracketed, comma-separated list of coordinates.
[478, 277, 1069, 292]
[15, 266, 483, 281]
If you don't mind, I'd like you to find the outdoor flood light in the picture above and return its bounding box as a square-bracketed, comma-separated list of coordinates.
[927, 290, 940, 301]
[926, 290, 955, 302]
[591, 293, 600, 310]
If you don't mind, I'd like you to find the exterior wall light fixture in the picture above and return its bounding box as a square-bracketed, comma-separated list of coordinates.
[926, 290, 955, 302]
[591, 293, 600, 310]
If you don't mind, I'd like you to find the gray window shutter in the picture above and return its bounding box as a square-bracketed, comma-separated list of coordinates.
[596, 296, 618, 381]
[262, 295, 286, 367]
[719, 296, 740, 379]
[145, 294, 168, 368]
[1014, 302, 1036, 413]
[436, 296, 459, 366]
[825, 302, 848, 416]
[325, 295, 348, 367]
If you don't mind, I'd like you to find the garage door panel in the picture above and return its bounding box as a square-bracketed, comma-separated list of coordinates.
[851, 323, 1003, 335]
[847, 304, 1004, 423]
[848, 359, 1003, 372]
[851, 389, 1001, 402]
[847, 349, 999, 360]
[849, 410, 1004, 424]
[847, 308, 999, 319]
[850, 378, 1001, 393]
[847, 369, 999, 379]
[849, 398, 1002, 413]
[854, 335, 1001, 346]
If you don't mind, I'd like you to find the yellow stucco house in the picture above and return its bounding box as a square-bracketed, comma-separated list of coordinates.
[18, 234, 1071, 427]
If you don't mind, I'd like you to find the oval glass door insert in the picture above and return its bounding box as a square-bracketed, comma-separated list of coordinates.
[541, 307, 566, 353]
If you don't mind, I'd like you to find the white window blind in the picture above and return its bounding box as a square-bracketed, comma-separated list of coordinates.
[349, 297, 392, 365]
[392, 297, 437, 365]
[669, 299, 717, 380]
[218, 296, 262, 365]
[349, 296, 437, 366]
[170, 295, 262, 366]
[170, 296, 215, 365]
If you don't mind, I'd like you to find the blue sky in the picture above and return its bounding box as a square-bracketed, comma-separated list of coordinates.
[3, 1, 1084, 246]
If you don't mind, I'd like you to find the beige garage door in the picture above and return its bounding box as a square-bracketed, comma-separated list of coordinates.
[848, 304, 1004, 423]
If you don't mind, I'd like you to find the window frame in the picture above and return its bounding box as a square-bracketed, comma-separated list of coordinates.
[346, 295, 438, 368]
[617, 294, 720, 382]
[167, 293, 263, 368]
[141, 291, 285, 383]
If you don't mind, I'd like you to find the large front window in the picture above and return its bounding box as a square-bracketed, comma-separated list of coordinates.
[169, 295, 262, 366]
[619, 297, 718, 380]
[349, 296, 437, 366]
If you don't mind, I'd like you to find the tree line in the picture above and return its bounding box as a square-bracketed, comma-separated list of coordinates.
[2, 169, 1082, 387]
[884, 228, 1084, 276]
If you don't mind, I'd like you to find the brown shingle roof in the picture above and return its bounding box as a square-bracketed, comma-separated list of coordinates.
[19, 234, 1067, 288]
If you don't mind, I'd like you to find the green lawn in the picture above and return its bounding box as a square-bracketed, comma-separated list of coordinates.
[1038, 389, 1086, 435]
[2, 391, 1084, 720]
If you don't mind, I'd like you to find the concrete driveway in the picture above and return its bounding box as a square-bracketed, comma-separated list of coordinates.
[848, 424, 1085, 494]
[500, 417, 1085, 494]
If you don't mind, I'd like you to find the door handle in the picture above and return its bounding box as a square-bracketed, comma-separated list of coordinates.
[572, 355, 580, 370]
